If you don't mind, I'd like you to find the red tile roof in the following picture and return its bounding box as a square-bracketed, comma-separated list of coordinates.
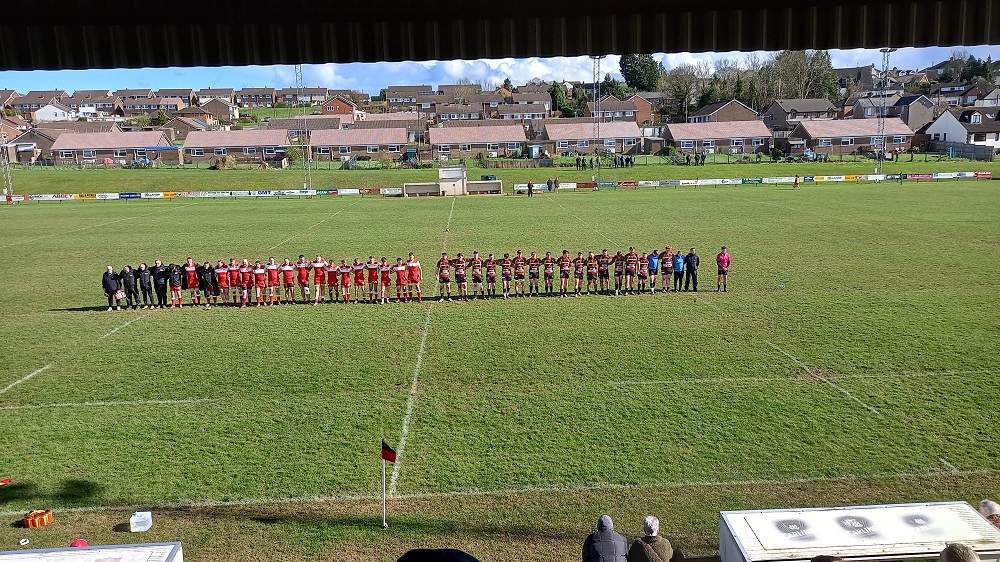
[309, 128, 408, 146]
[665, 120, 772, 141]
[183, 129, 291, 149]
[544, 120, 641, 141]
[50, 131, 170, 150]
[427, 124, 527, 145]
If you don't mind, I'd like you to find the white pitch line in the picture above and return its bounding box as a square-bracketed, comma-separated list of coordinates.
[0, 398, 213, 411]
[2, 204, 194, 249]
[0, 364, 51, 395]
[389, 303, 435, 497]
[610, 377, 794, 386]
[101, 315, 145, 338]
[544, 194, 618, 246]
[940, 458, 959, 472]
[2, 466, 995, 517]
[766, 341, 880, 415]
[442, 197, 456, 251]
[609, 369, 995, 386]
[266, 200, 359, 251]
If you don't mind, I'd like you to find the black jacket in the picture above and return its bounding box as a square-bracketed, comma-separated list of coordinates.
[684, 253, 700, 271]
[102, 271, 120, 294]
[167, 265, 184, 288]
[196, 265, 218, 292]
[583, 528, 629, 562]
[151, 265, 169, 286]
[119, 268, 137, 290]
[137, 267, 152, 289]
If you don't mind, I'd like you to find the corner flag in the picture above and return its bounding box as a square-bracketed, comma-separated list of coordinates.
[381, 439, 397, 463]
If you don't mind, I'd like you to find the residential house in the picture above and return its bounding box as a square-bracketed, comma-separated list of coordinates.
[760, 98, 838, 131]
[436, 104, 482, 121]
[182, 129, 291, 163]
[894, 69, 930, 92]
[663, 120, 772, 154]
[414, 94, 445, 117]
[847, 94, 935, 131]
[975, 88, 1000, 107]
[201, 98, 239, 123]
[162, 117, 209, 141]
[267, 116, 341, 139]
[328, 89, 369, 106]
[33, 102, 77, 122]
[237, 87, 277, 107]
[113, 89, 155, 100]
[386, 85, 432, 103]
[846, 94, 902, 119]
[122, 97, 187, 116]
[0, 119, 21, 145]
[497, 103, 546, 120]
[439, 83, 482, 101]
[634, 91, 668, 112]
[9, 90, 68, 117]
[626, 95, 655, 125]
[155, 89, 198, 106]
[922, 107, 1000, 149]
[65, 90, 121, 117]
[170, 106, 217, 125]
[932, 81, 992, 107]
[923, 58, 966, 80]
[38, 121, 123, 134]
[510, 92, 551, 113]
[309, 128, 408, 160]
[543, 120, 643, 155]
[276, 87, 329, 105]
[197, 88, 237, 105]
[427, 124, 527, 159]
[467, 93, 506, 118]
[355, 111, 426, 142]
[515, 83, 550, 94]
[835, 65, 904, 98]
[320, 95, 360, 123]
[0, 89, 21, 108]
[50, 131, 180, 165]
[788, 118, 913, 155]
[688, 99, 757, 123]
[583, 95, 653, 124]
[8, 128, 58, 163]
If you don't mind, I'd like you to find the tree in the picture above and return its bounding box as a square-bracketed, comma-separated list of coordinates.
[660, 64, 701, 119]
[619, 54, 660, 91]
[548, 82, 570, 116]
[131, 114, 151, 127]
[156, 109, 168, 125]
[502, 77, 513, 93]
[599, 73, 634, 100]
[450, 78, 481, 102]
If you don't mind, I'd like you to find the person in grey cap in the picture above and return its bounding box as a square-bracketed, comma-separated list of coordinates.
[582, 514, 628, 562]
[627, 515, 673, 562]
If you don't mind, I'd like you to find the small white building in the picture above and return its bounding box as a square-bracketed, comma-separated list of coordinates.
[922, 107, 1000, 149]
[33, 102, 77, 122]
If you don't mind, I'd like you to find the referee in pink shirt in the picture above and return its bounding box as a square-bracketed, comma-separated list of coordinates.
[717, 246, 731, 292]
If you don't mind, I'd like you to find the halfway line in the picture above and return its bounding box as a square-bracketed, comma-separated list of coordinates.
[0, 398, 213, 411]
[101, 315, 146, 338]
[389, 304, 435, 497]
[766, 341, 880, 415]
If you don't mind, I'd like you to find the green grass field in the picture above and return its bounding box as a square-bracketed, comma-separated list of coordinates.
[1, 177, 999, 561]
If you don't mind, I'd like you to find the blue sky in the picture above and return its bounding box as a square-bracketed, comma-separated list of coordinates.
[0, 46, 995, 95]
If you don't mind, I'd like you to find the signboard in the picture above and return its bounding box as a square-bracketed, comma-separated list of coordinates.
[597, 181, 616, 188]
[659, 180, 681, 186]
[360, 188, 380, 195]
[77, 193, 97, 200]
[824, 175, 846, 182]
[141, 192, 163, 199]
[845, 175, 859, 181]
[162, 192, 177, 198]
[975, 171, 993, 178]
[338, 188, 360, 196]
[0, 541, 183, 561]
[576, 182, 597, 189]
[28, 194, 73, 201]
[253, 190, 276, 197]
[742, 178, 763, 184]
[955, 171, 975, 178]
[908, 173, 933, 180]
[617, 181, 638, 187]
[637, 181, 658, 187]
[230, 191, 252, 197]
[380, 188, 403, 195]
[933, 172, 958, 179]
[96, 193, 120, 200]
[803, 176, 815, 182]
[762, 177, 795, 184]
[119, 192, 141, 199]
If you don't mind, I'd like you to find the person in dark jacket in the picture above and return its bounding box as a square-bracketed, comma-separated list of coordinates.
[627, 515, 673, 562]
[684, 247, 699, 292]
[119, 265, 139, 310]
[102, 265, 121, 311]
[196, 261, 218, 309]
[167, 263, 184, 308]
[583, 514, 628, 562]
[137, 263, 153, 309]
[150, 259, 169, 308]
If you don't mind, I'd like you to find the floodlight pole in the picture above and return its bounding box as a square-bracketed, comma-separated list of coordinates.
[295, 63, 312, 190]
[591, 55, 606, 188]
[1, 132, 13, 202]
[876, 48, 897, 176]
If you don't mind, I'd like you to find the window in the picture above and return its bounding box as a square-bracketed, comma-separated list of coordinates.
[577, 140, 589, 147]
[870, 136, 884, 146]
[680, 141, 694, 149]
[114, 149, 128, 158]
[865, 107, 874, 116]
[974, 133, 987, 142]
[243, 147, 257, 155]
[214, 148, 227, 156]
[317, 146, 331, 154]
[557, 141, 569, 149]
[385, 145, 399, 153]
[624, 138, 637, 146]
[438, 145, 451, 153]
[971, 113, 982, 124]
[459, 144, 471, 152]
[367, 146, 379, 153]
[841, 138, 854, 146]
[625, 111, 634, 116]
[189, 148, 204, 156]
[451, 114, 458, 119]
[604, 139, 616, 147]
[507, 143, 520, 150]
[135, 150, 146, 158]
[487, 143, 499, 151]
[339, 146, 351, 154]
[752, 138, 765, 146]
[82, 150, 96, 158]
[892, 136, 906, 145]
[59, 150, 74, 158]
[818, 138, 832, 147]
[730, 139, 744, 147]
[264, 147, 276, 155]
[702, 140, 715, 148]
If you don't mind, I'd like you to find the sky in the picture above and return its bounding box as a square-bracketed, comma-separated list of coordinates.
[0, 46, 995, 95]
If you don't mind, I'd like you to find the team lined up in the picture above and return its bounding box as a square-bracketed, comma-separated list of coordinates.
[104, 247, 732, 309]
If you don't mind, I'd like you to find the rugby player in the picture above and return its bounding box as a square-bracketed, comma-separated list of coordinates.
[586, 252, 599, 294]
[484, 253, 498, 298]
[394, 258, 408, 302]
[379, 257, 392, 304]
[597, 250, 612, 295]
[572, 251, 586, 296]
[227, 258, 241, 304]
[637, 251, 650, 294]
[527, 251, 541, 296]
[512, 250, 526, 297]
[542, 251, 556, 296]
[281, 258, 296, 304]
[311, 254, 327, 305]
[556, 250, 572, 297]
[168, 263, 184, 308]
[295, 254, 311, 303]
[647, 249, 660, 294]
[183, 257, 200, 305]
[239, 259, 253, 307]
[500, 252, 513, 299]
[453, 252, 468, 300]
[352, 258, 366, 302]
[624, 247, 639, 295]
[366, 256, 380, 303]
[324, 258, 340, 303]
[437, 252, 453, 302]
[406, 253, 422, 302]
[252, 260, 267, 306]
[339, 259, 353, 303]
[612, 251, 625, 295]
[265, 257, 280, 305]
[660, 247, 673, 293]
[469, 251, 484, 299]
[215, 260, 231, 306]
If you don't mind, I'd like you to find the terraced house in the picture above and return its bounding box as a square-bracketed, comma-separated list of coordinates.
[309, 128, 408, 159]
[182, 129, 291, 164]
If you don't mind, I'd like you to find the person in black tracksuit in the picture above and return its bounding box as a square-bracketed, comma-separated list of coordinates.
[684, 248, 700, 292]
[196, 261, 218, 309]
[119, 265, 139, 310]
[168, 263, 184, 307]
[102, 266, 121, 310]
[150, 259, 169, 308]
[137, 263, 153, 308]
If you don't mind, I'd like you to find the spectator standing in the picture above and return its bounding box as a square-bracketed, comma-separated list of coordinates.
[137, 263, 153, 309]
[547, 178, 553, 192]
[150, 259, 169, 308]
[527, 180, 534, 197]
[716, 246, 731, 292]
[627, 515, 673, 562]
[554, 177, 560, 190]
[119, 265, 139, 310]
[102, 266, 121, 311]
[582, 515, 628, 562]
[647, 250, 660, 294]
[671, 251, 685, 292]
[684, 247, 700, 291]
[700, 152, 707, 165]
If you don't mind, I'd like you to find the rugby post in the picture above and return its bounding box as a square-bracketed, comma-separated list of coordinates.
[381, 439, 397, 528]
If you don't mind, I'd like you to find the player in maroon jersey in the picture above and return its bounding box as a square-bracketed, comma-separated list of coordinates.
[571, 251, 586, 297]
[469, 251, 484, 299]
[484, 253, 498, 299]
[613, 251, 626, 295]
[500, 253, 513, 298]
[624, 247, 639, 295]
[280, 258, 296, 304]
[586, 252, 599, 295]
[541, 251, 557, 296]
[295, 254, 311, 303]
[406, 253, 422, 303]
[637, 251, 650, 294]
[436, 252, 453, 302]
[597, 250, 613, 295]
[512, 250, 526, 297]
[556, 250, 572, 297]
[452, 252, 468, 300]
[527, 251, 541, 296]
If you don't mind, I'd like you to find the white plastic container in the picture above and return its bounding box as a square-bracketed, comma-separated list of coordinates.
[129, 511, 152, 532]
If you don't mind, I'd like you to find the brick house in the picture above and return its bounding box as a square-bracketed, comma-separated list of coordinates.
[183, 130, 291, 164]
[113, 88, 155, 100]
[427, 124, 527, 159]
[237, 87, 277, 107]
[760, 99, 838, 130]
[467, 93, 506, 118]
[0, 89, 21, 108]
[584, 95, 637, 121]
[122, 97, 187, 116]
[321, 95, 358, 117]
[267, 116, 341, 139]
[510, 91, 551, 113]
[688, 99, 757, 123]
[498, 103, 546, 120]
[788, 117, 913, 155]
[309, 127, 408, 160]
[155, 89, 198, 106]
[9, 128, 58, 163]
[197, 88, 237, 105]
[162, 117, 209, 141]
[664, 120, 772, 154]
[355, 111, 426, 143]
[170, 106, 217, 124]
[626, 95, 654, 124]
[65, 90, 123, 117]
[544, 120, 642, 155]
[50, 131, 180, 165]
[276, 87, 329, 105]
[436, 103, 483, 121]
[201, 98, 239, 123]
[9, 90, 68, 117]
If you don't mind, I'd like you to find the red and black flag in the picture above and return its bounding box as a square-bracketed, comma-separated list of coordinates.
[381, 439, 397, 463]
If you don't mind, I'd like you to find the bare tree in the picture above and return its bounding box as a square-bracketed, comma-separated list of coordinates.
[661, 63, 702, 120]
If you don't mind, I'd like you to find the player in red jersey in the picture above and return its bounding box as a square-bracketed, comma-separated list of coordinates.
[406, 253, 422, 302]
[227, 258, 240, 305]
[624, 247, 639, 295]
[252, 260, 267, 306]
[512, 250, 526, 297]
[452, 252, 468, 300]
[527, 251, 542, 296]
[323, 259, 339, 303]
[484, 253, 497, 299]
[436, 252, 452, 302]
[571, 251, 586, 297]
[586, 252, 599, 295]
[311, 254, 327, 305]
[183, 257, 201, 305]
[366, 256, 380, 303]
[378, 257, 392, 304]
[469, 251, 484, 299]
[214, 260, 230, 306]
[637, 251, 650, 294]
[556, 250, 572, 297]
[499, 252, 513, 299]
[351, 258, 365, 302]
[597, 250, 612, 295]
[542, 251, 557, 296]
[338, 260, 353, 303]
[394, 258, 408, 302]
[295, 254, 311, 303]
[265, 257, 280, 305]
[280, 258, 296, 304]
[239, 259, 253, 307]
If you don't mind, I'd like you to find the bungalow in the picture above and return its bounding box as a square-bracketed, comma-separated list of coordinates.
[789, 117, 913, 155]
[196, 88, 237, 105]
[498, 103, 546, 120]
[33, 102, 77, 122]
[113, 88, 154, 100]
[65, 91, 122, 117]
[39, 121, 123, 134]
[9, 128, 58, 163]
[50, 131, 180, 165]
[201, 98, 239, 123]
[544, 120, 643, 155]
[237, 87, 277, 107]
[355, 111, 425, 142]
[437, 103, 482, 121]
[427, 124, 527, 159]
[760, 98, 838, 130]
[688, 99, 757, 123]
[663, 120, 772, 154]
[183, 130, 291, 164]
[922, 107, 1000, 149]
[155, 89, 198, 106]
[309, 128, 408, 160]
[267, 116, 342, 139]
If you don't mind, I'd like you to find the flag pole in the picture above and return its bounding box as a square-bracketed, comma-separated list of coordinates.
[382, 457, 388, 529]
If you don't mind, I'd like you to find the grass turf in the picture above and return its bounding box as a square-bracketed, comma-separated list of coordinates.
[0, 179, 999, 561]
